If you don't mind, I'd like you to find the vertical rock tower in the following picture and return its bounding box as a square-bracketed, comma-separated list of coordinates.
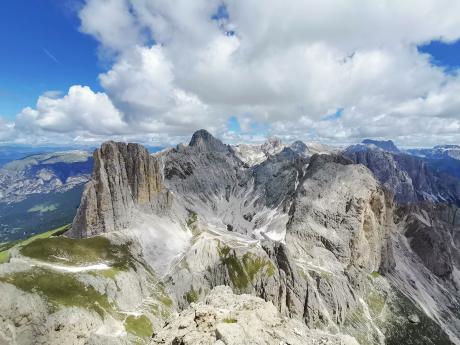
[69, 141, 170, 238]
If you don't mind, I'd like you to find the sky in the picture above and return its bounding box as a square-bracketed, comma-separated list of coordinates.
[0, 1, 101, 118]
[1, 0, 460, 147]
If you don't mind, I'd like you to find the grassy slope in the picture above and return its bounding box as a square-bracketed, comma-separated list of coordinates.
[0, 224, 173, 342]
[0, 224, 70, 264]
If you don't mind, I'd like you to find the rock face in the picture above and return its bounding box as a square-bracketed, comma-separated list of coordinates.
[345, 144, 460, 205]
[362, 139, 400, 153]
[396, 202, 460, 278]
[408, 144, 460, 161]
[69, 141, 170, 238]
[20, 129, 460, 345]
[232, 136, 285, 166]
[151, 285, 359, 345]
[274, 154, 395, 326]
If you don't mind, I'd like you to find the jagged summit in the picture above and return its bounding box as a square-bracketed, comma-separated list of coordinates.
[189, 129, 229, 153]
[362, 139, 400, 153]
[290, 140, 307, 151]
[3, 131, 460, 345]
[69, 140, 170, 238]
[232, 137, 286, 166]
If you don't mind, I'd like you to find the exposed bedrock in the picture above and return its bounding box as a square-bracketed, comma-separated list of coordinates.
[69, 141, 171, 238]
[63, 130, 460, 344]
[150, 285, 359, 345]
[163, 139, 397, 331]
[395, 202, 460, 279]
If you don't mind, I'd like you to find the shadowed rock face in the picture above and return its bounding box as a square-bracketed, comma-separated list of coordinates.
[345, 146, 460, 205]
[69, 141, 170, 238]
[189, 129, 230, 153]
[362, 139, 400, 153]
[346, 145, 460, 279]
[61, 130, 460, 344]
[396, 202, 460, 279]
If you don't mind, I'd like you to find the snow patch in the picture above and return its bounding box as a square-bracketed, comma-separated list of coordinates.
[12, 257, 111, 272]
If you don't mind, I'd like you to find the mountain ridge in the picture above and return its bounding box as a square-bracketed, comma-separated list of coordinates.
[1, 130, 459, 345]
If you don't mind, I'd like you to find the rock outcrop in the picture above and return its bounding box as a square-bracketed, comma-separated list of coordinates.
[232, 136, 285, 166]
[8, 129, 458, 345]
[69, 141, 170, 238]
[362, 139, 400, 153]
[164, 142, 397, 331]
[345, 145, 460, 205]
[151, 285, 359, 345]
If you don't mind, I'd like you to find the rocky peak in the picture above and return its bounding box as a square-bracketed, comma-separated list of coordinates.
[231, 137, 285, 166]
[290, 140, 308, 153]
[290, 141, 337, 158]
[189, 129, 229, 153]
[261, 136, 284, 155]
[151, 285, 359, 345]
[362, 139, 400, 153]
[69, 141, 170, 238]
[345, 145, 460, 205]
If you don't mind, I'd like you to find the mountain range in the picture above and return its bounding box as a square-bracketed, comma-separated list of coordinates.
[0, 131, 459, 345]
[0, 151, 92, 242]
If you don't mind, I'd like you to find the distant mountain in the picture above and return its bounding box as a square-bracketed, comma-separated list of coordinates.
[0, 150, 93, 242]
[0, 145, 81, 168]
[1, 133, 460, 345]
[407, 144, 460, 160]
[344, 144, 460, 205]
[404, 145, 460, 180]
[232, 137, 336, 166]
[232, 137, 285, 166]
[362, 139, 400, 153]
[290, 140, 337, 157]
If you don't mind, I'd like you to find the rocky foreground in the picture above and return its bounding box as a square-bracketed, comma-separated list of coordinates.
[0, 130, 459, 345]
[151, 285, 358, 345]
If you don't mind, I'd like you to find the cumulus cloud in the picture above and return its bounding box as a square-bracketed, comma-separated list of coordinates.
[2, 0, 460, 146]
[16, 85, 127, 135]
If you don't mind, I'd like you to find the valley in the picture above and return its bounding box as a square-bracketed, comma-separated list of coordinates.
[0, 131, 459, 345]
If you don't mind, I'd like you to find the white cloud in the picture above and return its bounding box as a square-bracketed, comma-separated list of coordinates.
[3, 0, 460, 147]
[99, 45, 215, 135]
[79, 0, 143, 53]
[16, 85, 127, 135]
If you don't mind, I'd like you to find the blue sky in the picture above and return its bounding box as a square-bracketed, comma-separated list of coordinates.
[1, 1, 460, 147]
[0, 0, 101, 119]
[419, 40, 460, 72]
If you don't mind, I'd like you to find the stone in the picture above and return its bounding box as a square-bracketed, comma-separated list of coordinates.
[151, 286, 359, 345]
[69, 141, 170, 238]
[408, 314, 420, 324]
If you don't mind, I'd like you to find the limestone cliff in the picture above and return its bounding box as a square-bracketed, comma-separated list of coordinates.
[10, 130, 455, 345]
[69, 141, 170, 238]
[151, 285, 359, 345]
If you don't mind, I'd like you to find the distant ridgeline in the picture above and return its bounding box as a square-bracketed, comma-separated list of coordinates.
[0, 132, 459, 344]
[0, 151, 93, 242]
